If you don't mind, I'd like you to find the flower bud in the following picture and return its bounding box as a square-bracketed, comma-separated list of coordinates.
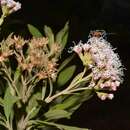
[73, 45, 82, 54]
[107, 93, 114, 100]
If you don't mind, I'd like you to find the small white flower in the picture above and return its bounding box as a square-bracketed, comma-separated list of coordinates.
[0, 0, 6, 5]
[6, 0, 16, 8]
[100, 95, 107, 100]
[82, 43, 90, 51]
[12, 2, 21, 11]
[111, 82, 117, 91]
[101, 70, 111, 79]
[107, 93, 114, 100]
[115, 80, 120, 87]
[97, 92, 107, 100]
[97, 61, 105, 68]
[0, 0, 21, 14]
[100, 83, 104, 88]
[111, 76, 117, 81]
[104, 81, 111, 87]
[73, 45, 82, 54]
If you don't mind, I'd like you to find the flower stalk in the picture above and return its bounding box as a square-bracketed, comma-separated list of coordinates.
[45, 72, 92, 103]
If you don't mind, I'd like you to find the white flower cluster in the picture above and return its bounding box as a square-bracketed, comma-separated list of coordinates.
[73, 34, 124, 100]
[1, 0, 21, 13]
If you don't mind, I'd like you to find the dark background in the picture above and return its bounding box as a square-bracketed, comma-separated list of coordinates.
[5, 0, 130, 130]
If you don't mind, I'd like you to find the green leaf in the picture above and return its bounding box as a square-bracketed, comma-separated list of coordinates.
[3, 87, 19, 121]
[57, 65, 76, 87]
[36, 121, 89, 130]
[56, 22, 69, 50]
[58, 54, 75, 73]
[0, 115, 6, 128]
[51, 94, 80, 110]
[51, 89, 93, 114]
[0, 121, 6, 127]
[44, 109, 71, 120]
[52, 123, 89, 130]
[14, 67, 21, 87]
[27, 24, 43, 37]
[67, 89, 93, 113]
[61, 30, 68, 50]
[44, 25, 54, 47]
[69, 71, 85, 86]
[51, 96, 79, 109]
[14, 67, 21, 81]
[0, 112, 6, 122]
[26, 92, 42, 119]
[38, 126, 56, 130]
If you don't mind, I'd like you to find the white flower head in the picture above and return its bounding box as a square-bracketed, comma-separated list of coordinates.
[85, 36, 123, 82]
[73, 30, 124, 100]
[0, 0, 21, 14]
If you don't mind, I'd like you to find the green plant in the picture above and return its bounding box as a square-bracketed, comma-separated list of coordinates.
[0, 1, 124, 130]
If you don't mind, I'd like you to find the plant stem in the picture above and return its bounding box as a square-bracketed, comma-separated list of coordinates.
[0, 13, 5, 26]
[44, 77, 53, 101]
[1, 62, 20, 96]
[45, 72, 92, 103]
[6, 120, 13, 130]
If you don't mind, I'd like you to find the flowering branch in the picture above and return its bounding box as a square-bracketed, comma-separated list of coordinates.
[73, 30, 124, 100]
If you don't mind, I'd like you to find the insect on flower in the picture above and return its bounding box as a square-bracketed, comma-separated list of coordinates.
[88, 30, 107, 39]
